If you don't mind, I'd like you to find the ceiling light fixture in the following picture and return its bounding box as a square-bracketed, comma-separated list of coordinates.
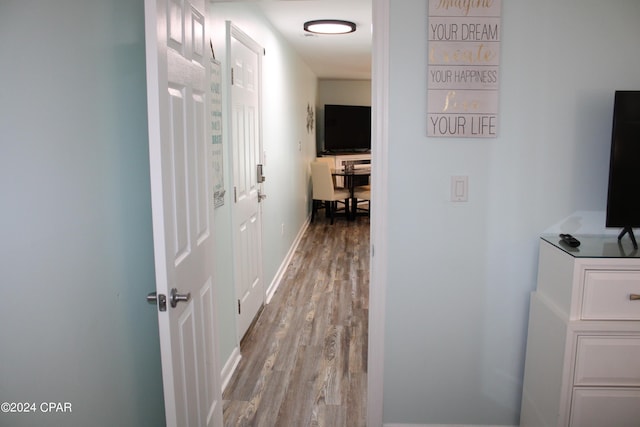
[303, 19, 356, 35]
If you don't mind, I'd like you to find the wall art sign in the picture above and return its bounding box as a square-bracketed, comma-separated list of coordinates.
[427, 0, 501, 138]
[210, 58, 225, 207]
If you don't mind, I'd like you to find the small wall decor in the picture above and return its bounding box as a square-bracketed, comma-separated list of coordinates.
[427, 0, 502, 138]
[210, 58, 225, 207]
[306, 103, 314, 134]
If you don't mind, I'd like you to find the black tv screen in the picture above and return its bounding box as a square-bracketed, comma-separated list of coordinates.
[606, 91, 640, 230]
[324, 104, 371, 152]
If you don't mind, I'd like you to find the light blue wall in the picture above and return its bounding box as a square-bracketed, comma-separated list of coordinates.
[383, 0, 640, 424]
[209, 3, 318, 367]
[0, 1, 165, 426]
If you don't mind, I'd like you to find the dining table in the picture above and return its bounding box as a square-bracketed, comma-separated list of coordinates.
[332, 166, 371, 220]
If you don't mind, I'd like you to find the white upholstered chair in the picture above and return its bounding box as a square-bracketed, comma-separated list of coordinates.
[315, 157, 340, 188]
[315, 157, 335, 166]
[344, 159, 371, 190]
[310, 161, 350, 224]
[353, 187, 371, 218]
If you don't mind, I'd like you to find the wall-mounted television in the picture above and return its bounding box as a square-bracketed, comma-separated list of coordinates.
[323, 104, 371, 153]
[605, 90, 640, 249]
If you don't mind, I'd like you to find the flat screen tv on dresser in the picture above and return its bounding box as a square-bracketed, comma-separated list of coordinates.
[323, 104, 371, 153]
[606, 90, 640, 249]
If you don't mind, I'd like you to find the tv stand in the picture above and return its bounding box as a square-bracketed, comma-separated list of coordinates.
[618, 227, 638, 249]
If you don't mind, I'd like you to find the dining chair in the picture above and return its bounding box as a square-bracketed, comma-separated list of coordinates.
[344, 159, 371, 190]
[315, 157, 335, 166]
[353, 187, 371, 218]
[310, 161, 351, 224]
[315, 157, 340, 188]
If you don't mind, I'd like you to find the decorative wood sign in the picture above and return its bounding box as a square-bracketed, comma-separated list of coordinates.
[427, 0, 502, 138]
[210, 58, 225, 207]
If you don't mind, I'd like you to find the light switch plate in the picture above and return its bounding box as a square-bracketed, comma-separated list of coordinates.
[451, 176, 468, 202]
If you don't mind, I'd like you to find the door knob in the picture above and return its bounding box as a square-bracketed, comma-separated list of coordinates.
[170, 288, 191, 308]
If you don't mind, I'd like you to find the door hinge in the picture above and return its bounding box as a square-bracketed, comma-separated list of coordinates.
[237, 299, 241, 315]
[234, 186, 237, 203]
[231, 68, 234, 85]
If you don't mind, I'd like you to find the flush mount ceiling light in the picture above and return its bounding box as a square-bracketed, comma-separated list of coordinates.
[303, 19, 356, 35]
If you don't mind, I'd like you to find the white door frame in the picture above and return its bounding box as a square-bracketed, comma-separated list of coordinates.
[367, 0, 389, 425]
[208, 2, 389, 425]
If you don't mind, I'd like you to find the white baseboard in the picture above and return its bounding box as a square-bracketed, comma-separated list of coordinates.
[222, 218, 309, 392]
[220, 346, 241, 392]
[384, 425, 518, 427]
[265, 217, 310, 303]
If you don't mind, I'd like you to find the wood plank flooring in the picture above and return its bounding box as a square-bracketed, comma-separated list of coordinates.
[223, 216, 369, 427]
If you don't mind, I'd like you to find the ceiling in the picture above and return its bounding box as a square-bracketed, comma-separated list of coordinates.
[222, 0, 372, 80]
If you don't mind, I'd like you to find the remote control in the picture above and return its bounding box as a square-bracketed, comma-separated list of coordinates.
[559, 233, 581, 247]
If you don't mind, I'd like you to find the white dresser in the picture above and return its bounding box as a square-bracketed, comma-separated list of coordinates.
[520, 235, 640, 427]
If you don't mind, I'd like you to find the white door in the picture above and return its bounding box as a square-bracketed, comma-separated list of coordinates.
[228, 23, 265, 339]
[144, 0, 223, 426]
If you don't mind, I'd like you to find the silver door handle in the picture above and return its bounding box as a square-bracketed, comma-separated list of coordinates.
[170, 288, 191, 308]
[258, 190, 267, 202]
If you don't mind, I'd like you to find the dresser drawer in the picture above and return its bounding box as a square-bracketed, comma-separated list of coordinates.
[569, 388, 640, 427]
[574, 336, 640, 386]
[581, 270, 640, 320]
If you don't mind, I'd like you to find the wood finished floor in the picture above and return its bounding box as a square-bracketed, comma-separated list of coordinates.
[223, 216, 369, 427]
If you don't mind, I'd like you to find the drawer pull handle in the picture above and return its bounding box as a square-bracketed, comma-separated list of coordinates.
[630, 294, 640, 301]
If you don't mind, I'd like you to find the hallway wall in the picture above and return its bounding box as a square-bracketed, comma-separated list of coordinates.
[209, 3, 318, 370]
[382, 0, 640, 424]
